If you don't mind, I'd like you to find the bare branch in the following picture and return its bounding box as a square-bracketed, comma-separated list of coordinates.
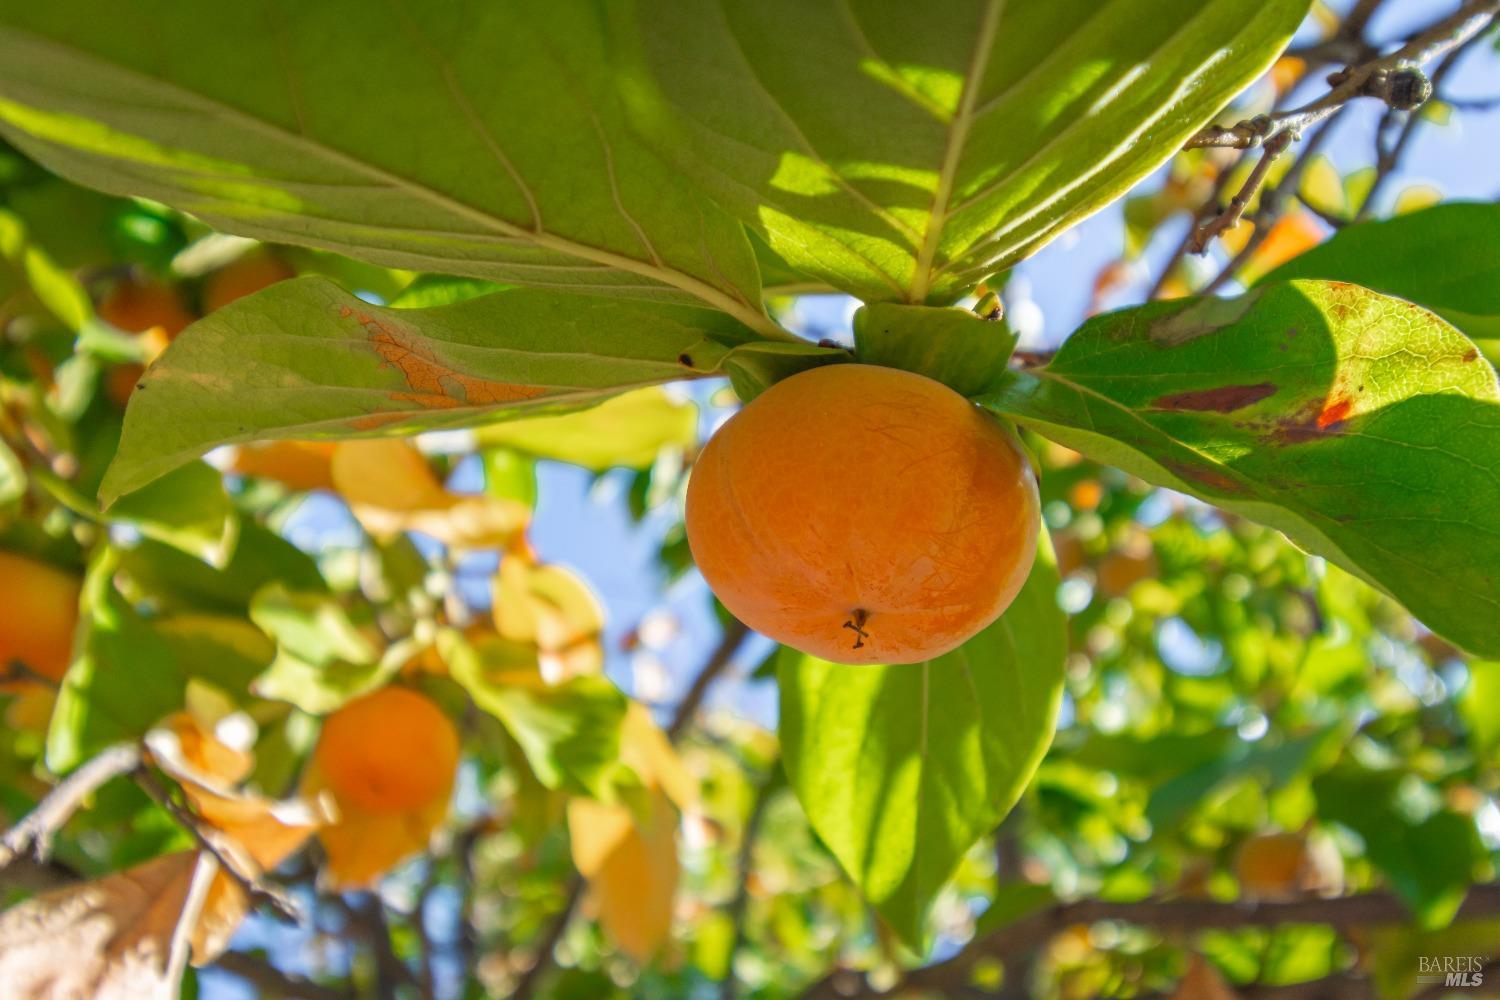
[668, 617, 751, 740]
[1188, 129, 1295, 253]
[1187, 0, 1495, 152]
[0, 744, 141, 868]
[134, 764, 302, 924]
[720, 763, 782, 1000]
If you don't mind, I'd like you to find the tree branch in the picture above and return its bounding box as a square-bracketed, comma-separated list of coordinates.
[668, 617, 751, 740]
[212, 950, 353, 1000]
[1184, 0, 1498, 253]
[134, 763, 301, 924]
[720, 761, 782, 1000]
[0, 743, 141, 868]
[801, 884, 1500, 999]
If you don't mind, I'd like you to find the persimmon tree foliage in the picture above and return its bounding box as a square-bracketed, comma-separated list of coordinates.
[0, 1, 1498, 998]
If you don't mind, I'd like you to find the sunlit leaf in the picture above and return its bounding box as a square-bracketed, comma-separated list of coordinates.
[778, 540, 1065, 945]
[476, 387, 697, 471]
[982, 281, 1500, 658]
[618, 0, 1308, 301]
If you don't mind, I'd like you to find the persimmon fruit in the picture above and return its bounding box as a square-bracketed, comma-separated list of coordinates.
[1234, 831, 1309, 899]
[0, 551, 81, 687]
[203, 252, 294, 312]
[313, 687, 459, 813]
[685, 364, 1039, 665]
[97, 277, 194, 338]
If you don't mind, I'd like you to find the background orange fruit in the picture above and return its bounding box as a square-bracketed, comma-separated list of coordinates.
[313, 687, 459, 813]
[203, 252, 294, 313]
[686, 364, 1039, 665]
[0, 551, 81, 688]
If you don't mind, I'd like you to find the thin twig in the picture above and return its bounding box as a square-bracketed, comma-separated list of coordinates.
[667, 617, 751, 739]
[1187, 0, 1496, 151]
[0, 743, 141, 867]
[1188, 129, 1296, 252]
[509, 877, 585, 1000]
[212, 951, 353, 1000]
[1356, 45, 1468, 220]
[134, 764, 302, 923]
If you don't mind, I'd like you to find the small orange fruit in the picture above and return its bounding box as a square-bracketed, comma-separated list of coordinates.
[97, 278, 195, 339]
[313, 687, 459, 813]
[1234, 831, 1309, 899]
[203, 252, 294, 312]
[685, 364, 1039, 665]
[0, 551, 81, 688]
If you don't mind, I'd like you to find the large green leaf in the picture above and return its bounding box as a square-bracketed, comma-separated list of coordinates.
[98, 277, 836, 504]
[778, 539, 1065, 946]
[105, 460, 237, 566]
[1260, 202, 1500, 365]
[0, 2, 782, 336]
[980, 280, 1500, 658]
[618, 0, 1307, 302]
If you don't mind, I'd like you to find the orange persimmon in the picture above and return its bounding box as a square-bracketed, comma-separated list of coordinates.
[0, 551, 81, 688]
[685, 364, 1039, 665]
[97, 278, 194, 339]
[313, 686, 459, 813]
[203, 252, 294, 312]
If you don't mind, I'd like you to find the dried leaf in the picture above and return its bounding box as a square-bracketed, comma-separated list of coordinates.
[0, 851, 212, 999]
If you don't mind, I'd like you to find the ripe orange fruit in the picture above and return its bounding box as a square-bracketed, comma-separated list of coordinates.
[1234, 831, 1309, 899]
[313, 687, 459, 813]
[203, 252, 294, 312]
[0, 551, 81, 688]
[97, 278, 195, 339]
[685, 364, 1039, 665]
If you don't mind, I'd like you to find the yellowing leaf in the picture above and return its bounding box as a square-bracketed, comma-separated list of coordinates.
[621, 703, 697, 811]
[1240, 211, 1326, 285]
[476, 388, 697, 471]
[331, 439, 529, 549]
[229, 440, 337, 492]
[0, 851, 212, 999]
[568, 786, 680, 963]
[494, 558, 604, 680]
[306, 768, 450, 890]
[1394, 185, 1443, 216]
[151, 711, 255, 787]
[1298, 155, 1347, 220]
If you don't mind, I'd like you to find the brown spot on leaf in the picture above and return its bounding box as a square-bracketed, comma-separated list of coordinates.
[1463, 348, 1480, 363]
[1152, 382, 1276, 413]
[346, 309, 546, 410]
[1316, 397, 1353, 429]
[350, 412, 412, 431]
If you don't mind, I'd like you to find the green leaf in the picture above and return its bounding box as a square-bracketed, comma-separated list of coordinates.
[115, 520, 325, 615]
[106, 460, 237, 567]
[476, 387, 697, 471]
[617, 0, 1308, 302]
[151, 613, 276, 699]
[1462, 661, 1500, 765]
[46, 549, 184, 772]
[98, 277, 821, 505]
[1315, 771, 1486, 930]
[980, 281, 1500, 658]
[853, 302, 1015, 395]
[248, 584, 396, 714]
[778, 538, 1065, 946]
[0, 437, 24, 509]
[442, 630, 628, 798]
[0, 2, 782, 335]
[1259, 202, 1500, 364]
[0, 205, 90, 329]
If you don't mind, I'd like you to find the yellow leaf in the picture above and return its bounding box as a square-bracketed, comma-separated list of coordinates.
[1298, 155, 1347, 219]
[621, 703, 697, 811]
[476, 387, 697, 471]
[1394, 184, 1443, 216]
[229, 440, 337, 492]
[494, 558, 604, 680]
[1240, 211, 1326, 285]
[0, 851, 213, 999]
[151, 711, 255, 787]
[331, 438, 529, 548]
[568, 787, 680, 963]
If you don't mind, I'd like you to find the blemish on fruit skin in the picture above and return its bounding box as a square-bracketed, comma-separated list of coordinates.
[1152, 382, 1276, 413]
